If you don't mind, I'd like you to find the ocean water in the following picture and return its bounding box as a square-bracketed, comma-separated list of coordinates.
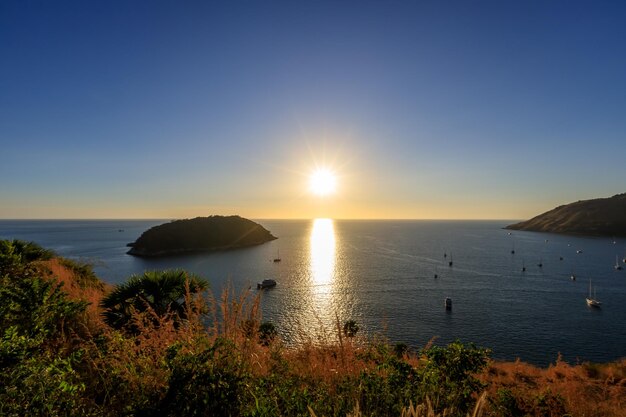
[1, 219, 625, 366]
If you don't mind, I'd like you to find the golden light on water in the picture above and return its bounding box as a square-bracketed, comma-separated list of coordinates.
[309, 218, 336, 285]
[309, 168, 337, 196]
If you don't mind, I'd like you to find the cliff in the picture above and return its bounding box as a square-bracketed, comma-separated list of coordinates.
[506, 193, 626, 236]
[127, 215, 276, 257]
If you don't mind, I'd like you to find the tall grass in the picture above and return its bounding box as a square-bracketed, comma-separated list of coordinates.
[1, 241, 624, 416]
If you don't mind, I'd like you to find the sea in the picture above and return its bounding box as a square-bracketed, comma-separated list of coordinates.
[1, 219, 625, 366]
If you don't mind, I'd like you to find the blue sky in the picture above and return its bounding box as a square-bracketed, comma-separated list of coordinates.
[1, 1, 625, 219]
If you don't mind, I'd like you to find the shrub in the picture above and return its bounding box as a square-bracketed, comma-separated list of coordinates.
[100, 270, 208, 331]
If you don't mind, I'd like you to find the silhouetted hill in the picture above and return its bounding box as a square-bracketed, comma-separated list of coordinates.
[127, 215, 276, 257]
[506, 193, 626, 236]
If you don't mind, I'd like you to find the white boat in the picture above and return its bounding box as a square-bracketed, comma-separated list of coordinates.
[257, 279, 277, 289]
[615, 255, 623, 270]
[586, 280, 601, 308]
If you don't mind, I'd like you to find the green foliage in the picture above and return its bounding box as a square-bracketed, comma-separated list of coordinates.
[0, 240, 93, 416]
[491, 388, 524, 417]
[100, 269, 208, 330]
[0, 352, 94, 417]
[418, 340, 490, 414]
[343, 319, 359, 338]
[0, 276, 88, 365]
[0, 239, 54, 277]
[258, 321, 277, 346]
[159, 338, 249, 417]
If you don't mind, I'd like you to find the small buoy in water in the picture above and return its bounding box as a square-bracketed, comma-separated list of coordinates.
[445, 297, 452, 310]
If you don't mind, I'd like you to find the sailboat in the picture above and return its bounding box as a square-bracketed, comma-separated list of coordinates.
[521, 260, 526, 272]
[448, 253, 453, 267]
[273, 249, 281, 263]
[570, 269, 576, 281]
[586, 280, 601, 308]
[614, 255, 622, 270]
[537, 258, 543, 268]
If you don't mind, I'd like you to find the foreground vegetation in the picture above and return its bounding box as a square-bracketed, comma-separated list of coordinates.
[1, 239, 624, 416]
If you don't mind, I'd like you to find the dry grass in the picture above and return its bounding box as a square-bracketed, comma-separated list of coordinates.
[482, 356, 626, 416]
[34, 257, 626, 416]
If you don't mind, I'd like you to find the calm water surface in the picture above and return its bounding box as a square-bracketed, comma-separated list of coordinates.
[2, 219, 625, 366]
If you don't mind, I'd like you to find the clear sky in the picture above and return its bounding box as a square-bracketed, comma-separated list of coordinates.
[1, 0, 625, 220]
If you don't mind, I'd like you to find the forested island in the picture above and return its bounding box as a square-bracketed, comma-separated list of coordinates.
[127, 215, 276, 257]
[506, 193, 626, 236]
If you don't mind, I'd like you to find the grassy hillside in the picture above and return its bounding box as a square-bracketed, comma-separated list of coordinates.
[507, 193, 626, 236]
[1, 239, 624, 416]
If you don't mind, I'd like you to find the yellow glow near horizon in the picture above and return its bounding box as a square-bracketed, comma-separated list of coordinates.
[309, 168, 337, 196]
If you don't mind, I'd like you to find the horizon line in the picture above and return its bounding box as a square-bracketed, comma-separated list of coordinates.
[0, 217, 523, 222]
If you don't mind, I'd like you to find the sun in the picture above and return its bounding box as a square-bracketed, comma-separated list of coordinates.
[309, 168, 337, 196]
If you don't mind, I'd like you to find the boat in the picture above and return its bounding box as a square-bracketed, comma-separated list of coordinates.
[448, 254, 453, 267]
[614, 254, 621, 269]
[273, 249, 281, 263]
[586, 280, 601, 308]
[570, 270, 576, 281]
[521, 260, 526, 272]
[537, 258, 543, 268]
[257, 279, 277, 289]
[445, 297, 452, 310]
[576, 250, 583, 254]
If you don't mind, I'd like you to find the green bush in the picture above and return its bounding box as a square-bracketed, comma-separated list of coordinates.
[417, 340, 490, 414]
[159, 338, 249, 417]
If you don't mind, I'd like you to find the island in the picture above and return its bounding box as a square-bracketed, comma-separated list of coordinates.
[506, 193, 626, 236]
[126, 215, 277, 257]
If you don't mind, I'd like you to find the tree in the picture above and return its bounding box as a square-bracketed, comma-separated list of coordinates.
[343, 320, 359, 338]
[100, 269, 208, 330]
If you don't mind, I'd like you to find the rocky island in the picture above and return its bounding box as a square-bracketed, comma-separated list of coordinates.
[506, 193, 626, 236]
[127, 215, 277, 257]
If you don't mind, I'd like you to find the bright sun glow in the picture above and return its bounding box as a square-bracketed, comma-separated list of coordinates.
[309, 168, 337, 196]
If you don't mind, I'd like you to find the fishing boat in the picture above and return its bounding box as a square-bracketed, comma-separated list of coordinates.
[615, 255, 623, 270]
[257, 279, 277, 289]
[586, 280, 601, 308]
[273, 249, 281, 263]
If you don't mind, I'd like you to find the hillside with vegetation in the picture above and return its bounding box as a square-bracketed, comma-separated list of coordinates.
[1, 238, 624, 416]
[506, 193, 626, 236]
[127, 215, 277, 257]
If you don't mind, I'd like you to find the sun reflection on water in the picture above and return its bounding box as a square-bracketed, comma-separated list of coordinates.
[310, 218, 336, 286]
